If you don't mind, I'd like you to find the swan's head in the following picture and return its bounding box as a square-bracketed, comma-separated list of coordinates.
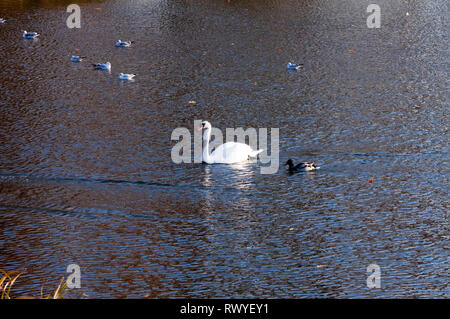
[198, 121, 212, 131]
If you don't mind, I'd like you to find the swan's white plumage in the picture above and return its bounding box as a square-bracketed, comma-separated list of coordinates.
[201, 121, 263, 164]
[208, 142, 262, 164]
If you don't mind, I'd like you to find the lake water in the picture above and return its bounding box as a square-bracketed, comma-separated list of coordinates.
[0, 0, 448, 298]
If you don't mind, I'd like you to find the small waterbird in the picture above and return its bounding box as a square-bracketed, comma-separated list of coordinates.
[93, 62, 111, 71]
[119, 73, 136, 80]
[115, 40, 133, 47]
[23, 30, 39, 39]
[285, 159, 320, 172]
[287, 62, 303, 70]
[71, 56, 86, 62]
[0, 18, 6, 23]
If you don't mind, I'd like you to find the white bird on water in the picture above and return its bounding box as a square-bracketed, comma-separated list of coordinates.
[287, 62, 303, 70]
[115, 40, 133, 47]
[23, 30, 39, 39]
[0, 18, 6, 23]
[93, 62, 111, 71]
[71, 56, 86, 62]
[119, 73, 136, 80]
[198, 121, 263, 164]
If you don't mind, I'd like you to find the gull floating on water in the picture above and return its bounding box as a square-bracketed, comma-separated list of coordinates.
[23, 30, 39, 39]
[93, 62, 111, 71]
[71, 56, 86, 62]
[115, 40, 133, 47]
[119, 73, 136, 80]
[287, 62, 303, 70]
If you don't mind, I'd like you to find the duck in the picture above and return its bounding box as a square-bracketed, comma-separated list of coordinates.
[115, 40, 133, 47]
[22, 31, 39, 39]
[199, 121, 264, 164]
[93, 62, 111, 71]
[119, 73, 136, 80]
[287, 62, 303, 70]
[71, 55, 86, 62]
[284, 159, 320, 172]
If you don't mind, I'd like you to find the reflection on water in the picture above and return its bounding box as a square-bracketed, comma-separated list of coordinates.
[0, 0, 448, 298]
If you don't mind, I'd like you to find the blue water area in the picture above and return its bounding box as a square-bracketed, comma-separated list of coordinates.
[0, 0, 448, 298]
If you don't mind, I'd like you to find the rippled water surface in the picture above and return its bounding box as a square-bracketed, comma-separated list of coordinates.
[0, 0, 448, 298]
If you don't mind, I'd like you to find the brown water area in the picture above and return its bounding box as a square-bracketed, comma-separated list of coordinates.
[0, 0, 448, 298]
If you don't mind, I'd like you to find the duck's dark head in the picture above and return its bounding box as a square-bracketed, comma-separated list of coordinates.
[284, 159, 294, 167]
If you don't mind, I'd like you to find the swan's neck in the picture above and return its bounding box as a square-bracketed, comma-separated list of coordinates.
[202, 129, 213, 163]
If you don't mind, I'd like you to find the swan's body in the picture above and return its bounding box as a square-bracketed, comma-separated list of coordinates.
[285, 159, 319, 172]
[115, 40, 132, 47]
[204, 142, 262, 164]
[93, 62, 111, 71]
[23, 31, 39, 39]
[200, 121, 263, 164]
[119, 73, 136, 80]
[0, 18, 6, 23]
[287, 62, 303, 70]
[71, 55, 86, 62]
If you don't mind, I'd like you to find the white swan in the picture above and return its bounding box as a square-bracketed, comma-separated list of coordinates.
[199, 121, 263, 164]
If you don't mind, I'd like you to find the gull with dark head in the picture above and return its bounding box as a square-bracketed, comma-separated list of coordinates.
[93, 62, 111, 71]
